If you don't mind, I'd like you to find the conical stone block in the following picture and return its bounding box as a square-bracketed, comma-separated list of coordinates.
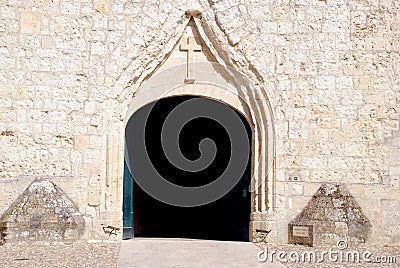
[0, 178, 84, 244]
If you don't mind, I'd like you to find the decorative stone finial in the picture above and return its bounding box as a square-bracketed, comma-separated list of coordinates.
[185, 10, 202, 18]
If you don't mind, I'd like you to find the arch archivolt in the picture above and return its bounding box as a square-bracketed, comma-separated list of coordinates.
[123, 69, 275, 216]
[106, 14, 276, 238]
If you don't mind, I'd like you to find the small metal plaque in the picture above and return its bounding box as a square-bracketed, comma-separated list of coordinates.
[288, 224, 313, 246]
[292, 226, 309, 237]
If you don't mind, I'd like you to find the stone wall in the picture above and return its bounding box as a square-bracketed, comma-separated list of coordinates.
[0, 0, 399, 245]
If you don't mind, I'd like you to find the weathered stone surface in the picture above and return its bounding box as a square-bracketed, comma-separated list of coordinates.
[0, 178, 84, 244]
[381, 199, 400, 225]
[93, 0, 110, 14]
[289, 184, 371, 247]
[20, 12, 40, 34]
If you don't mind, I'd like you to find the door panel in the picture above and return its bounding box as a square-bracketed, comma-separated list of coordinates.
[123, 160, 134, 239]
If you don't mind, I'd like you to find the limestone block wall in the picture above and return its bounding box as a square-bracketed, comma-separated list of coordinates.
[0, 0, 399, 245]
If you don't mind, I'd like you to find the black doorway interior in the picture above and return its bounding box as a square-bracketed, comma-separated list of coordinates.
[125, 96, 252, 241]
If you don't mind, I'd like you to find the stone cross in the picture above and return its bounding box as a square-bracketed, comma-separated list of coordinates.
[180, 37, 202, 82]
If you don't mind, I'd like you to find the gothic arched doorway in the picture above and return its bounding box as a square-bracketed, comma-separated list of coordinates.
[123, 95, 252, 241]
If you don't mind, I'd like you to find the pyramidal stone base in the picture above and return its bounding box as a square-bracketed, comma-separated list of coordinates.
[289, 184, 371, 247]
[0, 178, 84, 244]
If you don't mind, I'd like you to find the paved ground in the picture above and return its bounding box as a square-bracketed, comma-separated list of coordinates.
[118, 238, 400, 267]
[118, 238, 284, 268]
[0, 239, 398, 267]
[0, 241, 120, 267]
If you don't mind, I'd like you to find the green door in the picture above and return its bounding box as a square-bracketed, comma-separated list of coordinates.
[123, 159, 134, 239]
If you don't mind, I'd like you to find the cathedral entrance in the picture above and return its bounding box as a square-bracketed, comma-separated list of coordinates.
[123, 96, 252, 241]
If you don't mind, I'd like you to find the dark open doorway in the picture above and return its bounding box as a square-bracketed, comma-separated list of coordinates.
[123, 96, 252, 241]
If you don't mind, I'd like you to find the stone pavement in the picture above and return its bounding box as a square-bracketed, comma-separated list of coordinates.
[0, 239, 397, 267]
[118, 238, 285, 268]
[0, 242, 121, 267]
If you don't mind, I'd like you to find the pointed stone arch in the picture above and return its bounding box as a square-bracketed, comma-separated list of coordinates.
[108, 13, 277, 240]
